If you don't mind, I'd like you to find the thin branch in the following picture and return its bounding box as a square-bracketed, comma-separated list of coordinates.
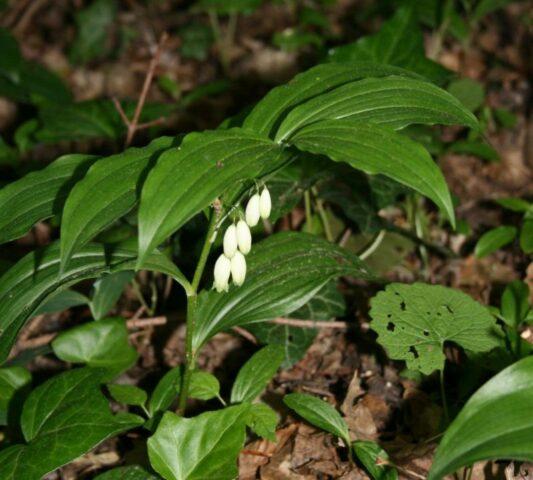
[270, 317, 349, 329]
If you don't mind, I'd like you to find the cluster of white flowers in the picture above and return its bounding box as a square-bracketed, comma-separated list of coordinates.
[213, 187, 271, 292]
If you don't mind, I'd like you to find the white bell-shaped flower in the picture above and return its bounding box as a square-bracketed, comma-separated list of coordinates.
[245, 193, 261, 227]
[259, 187, 271, 219]
[236, 220, 251, 254]
[223, 224, 238, 258]
[213, 254, 231, 292]
[230, 251, 247, 286]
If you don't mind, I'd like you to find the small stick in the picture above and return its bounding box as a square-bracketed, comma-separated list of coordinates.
[240, 449, 272, 458]
[126, 316, 167, 329]
[269, 317, 349, 330]
[231, 326, 258, 344]
[113, 32, 168, 148]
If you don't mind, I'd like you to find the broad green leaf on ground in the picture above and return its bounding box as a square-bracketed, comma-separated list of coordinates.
[69, 0, 117, 64]
[243, 62, 422, 138]
[248, 280, 346, 367]
[90, 271, 134, 319]
[353, 441, 398, 480]
[148, 367, 182, 417]
[147, 405, 250, 480]
[428, 356, 533, 480]
[0, 153, 98, 244]
[448, 140, 499, 162]
[94, 465, 159, 480]
[231, 345, 285, 403]
[474, 225, 517, 258]
[245, 402, 278, 441]
[327, 7, 450, 84]
[34, 288, 89, 315]
[108, 384, 148, 408]
[188, 371, 220, 401]
[275, 76, 477, 142]
[284, 393, 350, 446]
[291, 120, 456, 226]
[52, 318, 138, 378]
[0, 368, 143, 480]
[520, 219, 533, 253]
[0, 242, 188, 364]
[495, 198, 531, 212]
[0, 366, 31, 425]
[60, 136, 177, 269]
[370, 283, 500, 375]
[137, 128, 288, 267]
[193, 232, 373, 350]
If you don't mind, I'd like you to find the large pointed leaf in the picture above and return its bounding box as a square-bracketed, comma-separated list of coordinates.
[60, 136, 177, 269]
[94, 465, 159, 480]
[429, 356, 533, 479]
[328, 6, 450, 84]
[137, 128, 288, 267]
[147, 405, 250, 480]
[193, 232, 374, 349]
[370, 283, 501, 375]
[0, 368, 143, 480]
[291, 120, 455, 226]
[0, 242, 188, 364]
[0, 153, 97, 244]
[243, 62, 421, 138]
[275, 76, 477, 142]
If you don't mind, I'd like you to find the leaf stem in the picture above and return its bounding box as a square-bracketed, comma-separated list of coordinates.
[440, 367, 450, 425]
[312, 187, 334, 242]
[178, 210, 219, 413]
[304, 190, 313, 233]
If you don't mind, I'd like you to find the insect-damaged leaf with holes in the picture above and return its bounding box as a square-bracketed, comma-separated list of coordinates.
[370, 283, 500, 375]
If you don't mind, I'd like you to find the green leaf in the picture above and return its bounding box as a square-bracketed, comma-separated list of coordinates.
[327, 7, 450, 84]
[447, 78, 485, 112]
[495, 198, 531, 213]
[34, 288, 89, 315]
[291, 120, 455, 226]
[193, 232, 373, 350]
[137, 128, 288, 267]
[178, 22, 213, 61]
[275, 75, 478, 142]
[429, 356, 533, 479]
[520, 219, 533, 254]
[70, 0, 117, 65]
[0, 153, 98, 244]
[0, 368, 143, 480]
[108, 384, 148, 408]
[231, 345, 285, 403]
[246, 402, 278, 441]
[501, 281, 530, 328]
[94, 465, 159, 480]
[188, 371, 220, 401]
[474, 225, 517, 258]
[60, 136, 177, 270]
[243, 62, 422, 138]
[194, 0, 261, 15]
[0, 242, 187, 364]
[52, 318, 138, 377]
[284, 393, 350, 445]
[473, 0, 515, 21]
[147, 405, 250, 480]
[0, 366, 31, 425]
[148, 366, 182, 417]
[353, 441, 398, 480]
[448, 140, 499, 162]
[370, 283, 500, 375]
[0, 27, 21, 77]
[90, 271, 134, 319]
[248, 281, 346, 367]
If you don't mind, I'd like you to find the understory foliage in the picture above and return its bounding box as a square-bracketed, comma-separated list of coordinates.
[0, 1, 531, 480]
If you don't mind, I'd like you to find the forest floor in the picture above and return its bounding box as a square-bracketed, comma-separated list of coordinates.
[1, 0, 532, 479]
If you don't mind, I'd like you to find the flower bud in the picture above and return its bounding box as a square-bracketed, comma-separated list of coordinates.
[230, 251, 246, 286]
[245, 193, 260, 227]
[236, 220, 252, 255]
[213, 254, 231, 292]
[259, 187, 271, 219]
[223, 224, 238, 258]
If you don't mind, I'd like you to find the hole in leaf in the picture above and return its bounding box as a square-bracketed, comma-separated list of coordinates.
[387, 322, 395, 332]
[409, 346, 419, 359]
[400, 301, 406, 311]
[423, 330, 429, 336]
[445, 305, 453, 314]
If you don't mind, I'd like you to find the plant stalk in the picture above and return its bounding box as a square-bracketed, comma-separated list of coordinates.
[440, 367, 450, 425]
[178, 211, 219, 413]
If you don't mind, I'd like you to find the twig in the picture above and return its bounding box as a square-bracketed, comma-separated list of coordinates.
[241, 450, 272, 458]
[270, 317, 349, 329]
[13, 0, 48, 35]
[126, 316, 167, 329]
[112, 32, 168, 148]
[338, 228, 352, 247]
[231, 326, 258, 344]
